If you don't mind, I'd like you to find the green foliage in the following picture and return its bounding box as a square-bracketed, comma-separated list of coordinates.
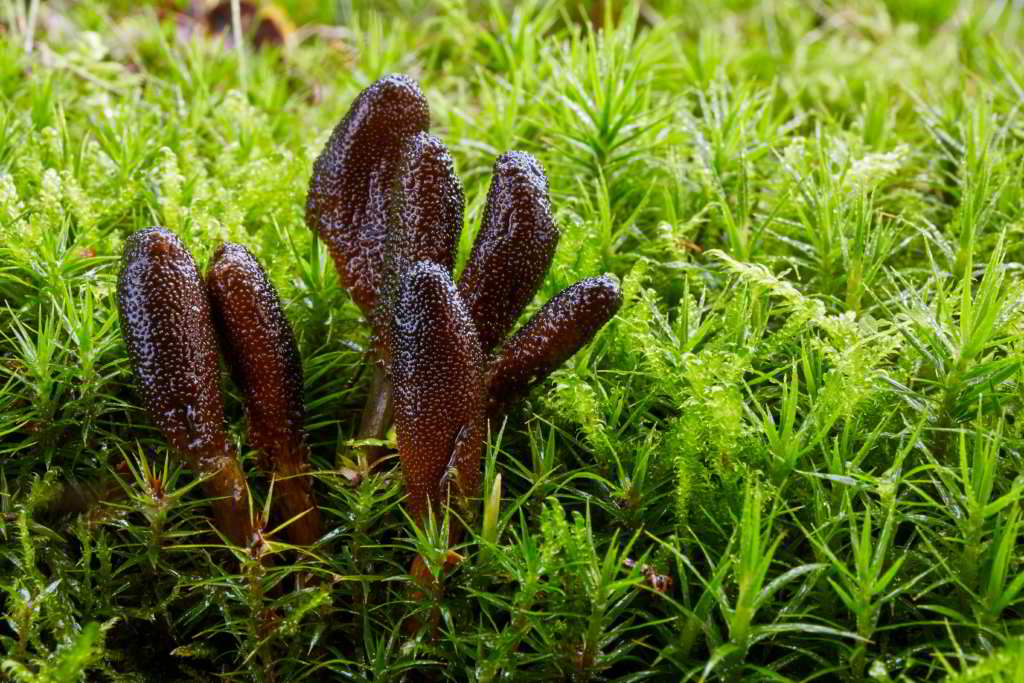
[1, 0, 1023, 680]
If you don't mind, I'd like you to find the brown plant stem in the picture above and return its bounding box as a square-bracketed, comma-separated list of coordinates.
[405, 545, 464, 636]
[196, 445, 257, 548]
[354, 362, 395, 472]
[265, 443, 322, 547]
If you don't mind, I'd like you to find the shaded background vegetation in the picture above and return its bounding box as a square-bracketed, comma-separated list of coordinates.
[1, 0, 1023, 680]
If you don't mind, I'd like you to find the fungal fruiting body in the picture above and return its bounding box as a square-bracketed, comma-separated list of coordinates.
[206, 243, 322, 547]
[117, 228, 254, 547]
[389, 131, 464, 279]
[382, 129, 466, 362]
[305, 73, 429, 335]
[384, 131, 465, 361]
[305, 76, 622, 559]
[455, 152, 623, 413]
[458, 151, 559, 353]
[392, 261, 485, 528]
[487, 275, 623, 414]
[305, 75, 436, 471]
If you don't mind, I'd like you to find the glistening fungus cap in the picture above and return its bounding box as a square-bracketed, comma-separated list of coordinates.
[458, 151, 559, 353]
[392, 261, 486, 527]
[305, 74, 430, 329]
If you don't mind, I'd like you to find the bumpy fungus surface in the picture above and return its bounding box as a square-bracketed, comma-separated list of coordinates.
[117, 228, 254, 547]
[383, 131, 464, 363]
[487, 275, 622, 413]
[306, 77, 621, 543]
[458, 151, 559, 353]
[206, 243, 322, 546]
[305, 73, 429, 333]
[390, 131, 463, 277]
[392, 261, 486, 526]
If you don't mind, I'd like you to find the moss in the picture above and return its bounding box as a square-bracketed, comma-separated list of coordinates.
[1, 0, 1023, 680]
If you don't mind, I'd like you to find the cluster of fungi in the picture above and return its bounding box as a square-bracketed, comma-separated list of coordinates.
[117, 74, 622, 587]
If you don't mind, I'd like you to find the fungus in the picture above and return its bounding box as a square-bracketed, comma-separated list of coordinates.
[112, 75, 623, 600]
[391, 261, 485, 528]
[305, 73, 429, 337]
[305, 76, 621, 551]
[388, 131, 464, 283]
[486, 275, 623, 415]
[206, 243, 322, 547]
[457, 151, 559, 353]
[117, 227, 255, 547]
[456, 152, 622, 411]
[305, 75, 439, 470]
[385, 151, 620, 549]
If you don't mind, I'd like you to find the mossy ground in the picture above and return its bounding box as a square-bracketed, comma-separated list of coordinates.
[2, 1, 1023, 680]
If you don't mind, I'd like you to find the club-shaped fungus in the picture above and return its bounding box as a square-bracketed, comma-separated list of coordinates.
[117, 228, 255, 547]
[207, 243, 322, 547]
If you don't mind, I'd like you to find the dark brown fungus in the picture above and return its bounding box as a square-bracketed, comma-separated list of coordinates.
[390, 131, 464, 278]
[383, 131, 465, 364]
[206, 243, 322, 547]
[487, 275, 622, 414]
[392, 261, 486, 528]
[305, 73, 429, 335]
[117, 228, 255, 547]
[306, 76, 432, 474]
[458, 151, 559, 353]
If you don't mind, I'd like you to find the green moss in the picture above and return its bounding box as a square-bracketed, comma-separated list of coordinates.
[1, 0, 1023, 680]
